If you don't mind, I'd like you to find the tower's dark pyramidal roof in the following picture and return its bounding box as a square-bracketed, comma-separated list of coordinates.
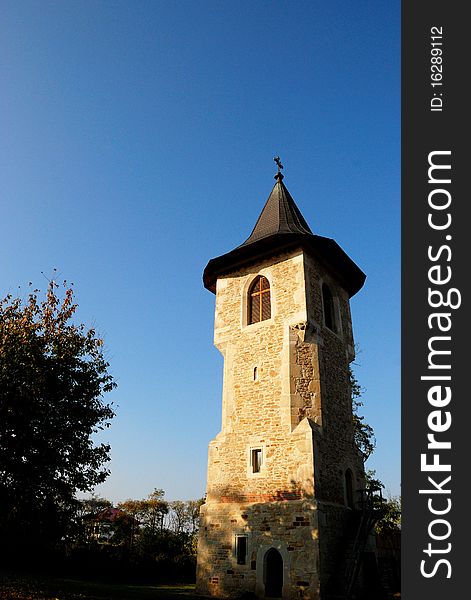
[203, 171, 366, 297]
[241, 172, 313, 245]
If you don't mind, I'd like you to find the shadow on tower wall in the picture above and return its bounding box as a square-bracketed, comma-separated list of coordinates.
[196, 480, 397, 600]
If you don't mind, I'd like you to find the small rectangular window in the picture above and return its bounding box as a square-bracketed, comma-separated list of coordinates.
[236, 535, 247, 565]
[251, 448, 262, 473]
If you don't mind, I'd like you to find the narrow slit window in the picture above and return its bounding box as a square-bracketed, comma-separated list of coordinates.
[251, 448, 262, 473]
[322, 283, 336, 332]
[236, 535, 247, 565]
[345, 469, 354, 509]
[249, 276, 271, 324]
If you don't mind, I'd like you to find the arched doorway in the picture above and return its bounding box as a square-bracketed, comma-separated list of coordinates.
[264, 548, 283, 597]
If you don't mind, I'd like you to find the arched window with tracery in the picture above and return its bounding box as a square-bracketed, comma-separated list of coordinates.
[248, 275, 271, 325]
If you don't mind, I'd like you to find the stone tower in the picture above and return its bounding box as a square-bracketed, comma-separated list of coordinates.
[196, 167, 367, 600]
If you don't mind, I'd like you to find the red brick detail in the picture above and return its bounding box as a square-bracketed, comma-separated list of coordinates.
[219, 490, 302, 504]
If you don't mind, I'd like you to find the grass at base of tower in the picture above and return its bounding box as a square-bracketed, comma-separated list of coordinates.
[0, 572, 199, 600]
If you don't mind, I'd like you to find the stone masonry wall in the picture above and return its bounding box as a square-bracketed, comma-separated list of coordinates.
[197, 248, 365, 599]
[303, 253, 365, 501]
[196, 499, 321, 600]
[303, 253, 366, 592]
[207, 251, 314, 503]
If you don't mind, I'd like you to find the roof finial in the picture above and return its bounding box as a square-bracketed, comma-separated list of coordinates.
[273, 156, 284, 181]
[274, 155, 284, 172]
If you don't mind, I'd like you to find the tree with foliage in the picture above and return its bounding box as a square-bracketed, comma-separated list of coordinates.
[186, 498, 205, 534]
[349, 371, 401, 533]
[365, 469, 401, 533]
[116, 490, 168, 538]
[0, 280, 115, 554]
[350, 366, 376, 461]
[77, 495, 113, 520]
[376, 495, 401, 533]
[167, 498, 205, 535]
[141, 488, 169, 534]
[110, 490, 204, 581]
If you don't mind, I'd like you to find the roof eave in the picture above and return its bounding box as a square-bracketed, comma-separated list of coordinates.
[203, 233, 366, 298]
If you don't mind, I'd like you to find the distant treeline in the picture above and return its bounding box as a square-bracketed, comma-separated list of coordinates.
[3, 489, 204, 583]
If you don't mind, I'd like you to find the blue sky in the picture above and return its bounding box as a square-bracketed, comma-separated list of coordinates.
[1, 1, 400, 502]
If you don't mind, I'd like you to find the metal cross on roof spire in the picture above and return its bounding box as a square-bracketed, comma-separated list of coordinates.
[273, 156, 284, 173]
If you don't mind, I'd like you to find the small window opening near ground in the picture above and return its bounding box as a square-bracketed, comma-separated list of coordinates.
[251, 448, 263, 473]
[249, 275, 271, 324]
[236, 535, 248, 565]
